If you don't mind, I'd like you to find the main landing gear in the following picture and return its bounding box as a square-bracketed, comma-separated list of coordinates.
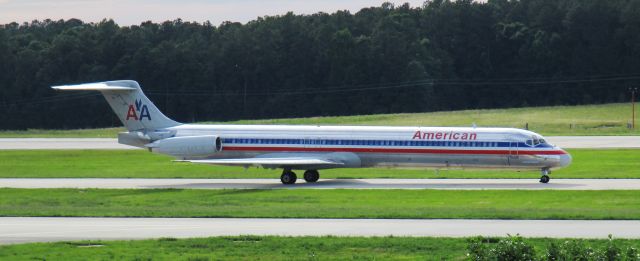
[539, 168, 551, 184]
[280, 169, 320, 184]
[280, 169, 297, 185]
[304, 170, 320, 183]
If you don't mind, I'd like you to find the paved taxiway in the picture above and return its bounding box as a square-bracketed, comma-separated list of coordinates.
[1, 136, 639, 149]
[546, 136, 640, 149]
[2, 178, 640, 190]
[0, 138, 134, 150]
[1, 217, 639, 244]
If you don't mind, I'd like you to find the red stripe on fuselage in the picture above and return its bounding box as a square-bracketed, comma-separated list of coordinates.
[223, 146, 567, 155]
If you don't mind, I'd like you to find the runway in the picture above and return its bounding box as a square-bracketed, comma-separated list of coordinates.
[2, 178, 640, 190]
[0, 138, 134, 150]
[546, 136, 640, 149]
[1, 217, 639, 244]
[1, 136, 639, 150]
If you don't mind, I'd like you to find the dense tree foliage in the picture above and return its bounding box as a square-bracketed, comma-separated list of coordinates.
[1, 0, 639, 130]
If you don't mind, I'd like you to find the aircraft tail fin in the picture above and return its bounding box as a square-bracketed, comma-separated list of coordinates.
[52, 80, 181, 131]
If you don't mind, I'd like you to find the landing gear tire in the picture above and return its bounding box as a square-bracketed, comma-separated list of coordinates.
[539, 168, 551, 184]
[281, 170, 297, 185]
[303, 170, 320, 183]
[539, 175, 550, 184]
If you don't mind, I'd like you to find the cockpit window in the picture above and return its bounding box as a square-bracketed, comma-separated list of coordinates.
[525, 135, 546, 146]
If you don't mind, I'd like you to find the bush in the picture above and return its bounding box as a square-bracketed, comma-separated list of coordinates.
[467, 235, 640, 261]
[467, 235, 535, 261]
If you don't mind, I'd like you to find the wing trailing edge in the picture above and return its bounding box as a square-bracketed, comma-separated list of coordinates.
[177, 157, 344, 169]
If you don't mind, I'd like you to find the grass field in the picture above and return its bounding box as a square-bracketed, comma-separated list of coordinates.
[1, 188, 639, 219]
[1, 149, 637, 179]
[2, 236, 640, 260]
[1, 102, 638, 137]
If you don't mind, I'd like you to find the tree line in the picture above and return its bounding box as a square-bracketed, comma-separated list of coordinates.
[1, 0, 639, 130]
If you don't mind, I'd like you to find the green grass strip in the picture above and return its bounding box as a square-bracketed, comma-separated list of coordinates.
[1, 236, 640, 260]
[1, 189, 639, 219]
[1, 149, 638, 179]
[2, 103, 639, 137]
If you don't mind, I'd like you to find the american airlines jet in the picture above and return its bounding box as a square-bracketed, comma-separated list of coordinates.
[53, 80, 571, 184]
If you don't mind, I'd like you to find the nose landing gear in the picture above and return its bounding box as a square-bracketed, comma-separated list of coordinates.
[539, 168, 550, 184]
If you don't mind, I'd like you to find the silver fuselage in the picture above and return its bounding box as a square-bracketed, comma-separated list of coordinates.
[142, 124, 571, 170]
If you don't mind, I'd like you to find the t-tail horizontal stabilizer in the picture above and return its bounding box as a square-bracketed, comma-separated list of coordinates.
[52, 80, 181, 132]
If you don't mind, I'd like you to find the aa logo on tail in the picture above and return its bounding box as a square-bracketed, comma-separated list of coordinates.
[126, 99, 151, 121]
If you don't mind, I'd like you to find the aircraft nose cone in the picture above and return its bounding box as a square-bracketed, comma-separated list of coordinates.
[559, 151, 572, 167]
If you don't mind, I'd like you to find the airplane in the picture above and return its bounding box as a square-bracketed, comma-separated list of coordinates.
[52, 80, 572, 184]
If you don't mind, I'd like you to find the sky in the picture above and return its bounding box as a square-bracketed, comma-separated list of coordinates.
[0, 0, 427, 26]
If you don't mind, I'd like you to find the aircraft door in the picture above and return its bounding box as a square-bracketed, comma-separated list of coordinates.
[508, 140, 519, 165]
[303, 137, 321, 148]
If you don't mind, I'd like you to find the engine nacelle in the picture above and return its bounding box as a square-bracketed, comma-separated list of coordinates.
[146, 135, 222, 157]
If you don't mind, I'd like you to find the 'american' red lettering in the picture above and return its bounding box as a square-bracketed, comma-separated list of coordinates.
[411, 131, 477, 140]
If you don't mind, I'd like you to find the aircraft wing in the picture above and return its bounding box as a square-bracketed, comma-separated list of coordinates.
[178, 157, 344, 169]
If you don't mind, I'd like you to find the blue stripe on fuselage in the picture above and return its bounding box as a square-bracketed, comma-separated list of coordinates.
[220, 138, 554, 149]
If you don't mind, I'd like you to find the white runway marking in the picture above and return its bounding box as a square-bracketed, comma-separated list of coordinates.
[0, 136, 639, 150]
[1, 178, 640, 190]
[1, 217, 639, 244]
